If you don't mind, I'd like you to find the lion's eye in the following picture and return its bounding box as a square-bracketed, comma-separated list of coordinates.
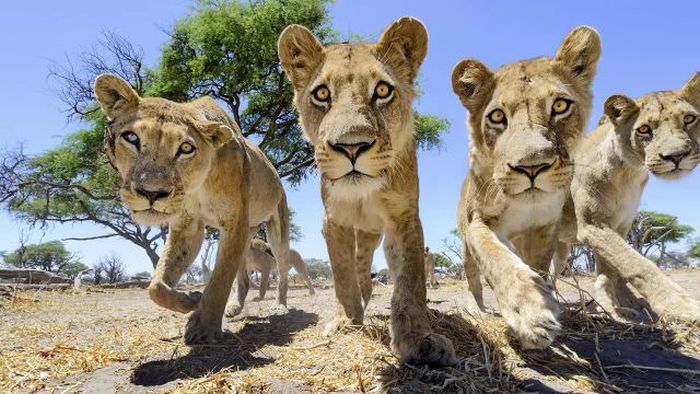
[684, 114, 697, 125]
[178, 142, 196, 156]
[312, 85, 331, 102]
[121, 131, 139, 146]
[552, 98, 571, 115]
[374, 81, 394, 100]
[636, 125, 652, 135]
[488, 109, 506, 124]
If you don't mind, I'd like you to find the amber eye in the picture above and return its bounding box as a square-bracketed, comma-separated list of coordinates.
[374, 81, 394, 100]
[684, 114, 697, 125]
[552, 98, 570, 115]
[312, 85, 331, 102]
[488, 109, 506, 124]
[121, 131, 139, 146]
[636, 125, 652, 135]
[178, 142, 196, 156]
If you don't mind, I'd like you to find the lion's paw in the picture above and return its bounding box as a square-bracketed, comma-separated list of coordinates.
[463, 293, 486, 317]
[502, 271, 561, 349]
[322, 316, 359, 337]
[395, 332, 457, 367]
[269, 302, 288, 315]
[184, 311, 223, 345]
[225, 304, 243, 318]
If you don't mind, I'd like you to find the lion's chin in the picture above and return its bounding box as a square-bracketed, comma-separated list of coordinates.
[131, 209, 172, 226]
[652, 168, 692, 181]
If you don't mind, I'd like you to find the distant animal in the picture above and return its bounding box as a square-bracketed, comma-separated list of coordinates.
[227, 239, 315, 316]
[424, 247, 438, 289]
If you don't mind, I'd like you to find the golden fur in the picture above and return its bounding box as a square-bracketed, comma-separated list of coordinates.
[94, 74, 291, 344]
[556, 73, 700, 321]
[452, 26, 601, 349]
[278, 17, 456, 366]
[227, 239, 315, 316]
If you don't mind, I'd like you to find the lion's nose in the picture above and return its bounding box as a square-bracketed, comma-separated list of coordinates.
[134, 187, 172, 205]
[330, 141, 375, 164]
[509, 162, 554, 181]
[659, 150, 690, 167]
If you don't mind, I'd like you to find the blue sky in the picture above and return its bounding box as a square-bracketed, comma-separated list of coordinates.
[1, 1, 699, 273]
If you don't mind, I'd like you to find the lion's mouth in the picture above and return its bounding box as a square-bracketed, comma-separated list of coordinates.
[331, 170, 374, 181]
[133, 208, 170, 216]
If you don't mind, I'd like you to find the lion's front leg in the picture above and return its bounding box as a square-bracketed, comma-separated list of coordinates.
[462, 244, 485, 315]
[148, 220, 205, 313]
[466, 219, 560, 349]
[580, 223, 700, 322]
[355, 229, 382, 309]
[185, 225, 252, 344]
[225, 262, 251, 318]
[322, 216, 364, 335]
[385, 216, 456, 366]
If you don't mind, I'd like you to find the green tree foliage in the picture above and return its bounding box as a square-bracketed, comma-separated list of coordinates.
[305, 258, 331, 280]
[4, 240, 79, 273]
[688, 239, 700, 259]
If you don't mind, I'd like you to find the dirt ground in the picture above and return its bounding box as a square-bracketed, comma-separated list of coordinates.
[1, 270, 700, 393]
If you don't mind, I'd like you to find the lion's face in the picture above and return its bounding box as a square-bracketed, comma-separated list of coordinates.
[278, 17, 427, 198]
[604, 74, 700, 180]
[94, 75, 233, 225]
[452, 26, 601, 201]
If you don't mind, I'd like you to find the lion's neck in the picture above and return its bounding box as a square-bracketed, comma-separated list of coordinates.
[606, 128, 649, 185]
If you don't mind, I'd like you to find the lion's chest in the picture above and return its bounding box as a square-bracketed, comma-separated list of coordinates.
[325, 195, 386, 233]
[493, 191, 566, 240]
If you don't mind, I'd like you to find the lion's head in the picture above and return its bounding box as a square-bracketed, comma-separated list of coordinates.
[278, 17, 427, 198]
[603, 72, 700, 180]
[94, 74, 234, 225]
[452, 26, 601, 201]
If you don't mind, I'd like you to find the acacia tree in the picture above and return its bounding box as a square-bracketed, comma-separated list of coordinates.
[1, 0, 448, 269]
[626, 210, 694, 261]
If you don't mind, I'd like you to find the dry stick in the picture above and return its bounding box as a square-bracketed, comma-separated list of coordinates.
[594, 352, 609, 383]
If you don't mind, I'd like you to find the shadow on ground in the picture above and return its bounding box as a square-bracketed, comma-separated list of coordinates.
[376, 308, 700, 393]
[131, 308, 317, 386]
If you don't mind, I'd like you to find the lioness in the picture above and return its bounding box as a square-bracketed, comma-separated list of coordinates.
[228, 239, 315, 316]
[94, 74, 291, 343]
[278, 17, 456, 365]
[556, 73, 700, 321]
[452, 26, 601, 349]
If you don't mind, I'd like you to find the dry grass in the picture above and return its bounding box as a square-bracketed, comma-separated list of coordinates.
[1, 278, 699, 393]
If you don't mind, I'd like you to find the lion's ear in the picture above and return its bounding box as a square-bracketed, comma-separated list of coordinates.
[197, 121, 235, 148]
[679, 71, 700, 109]
[94, 74, 139, 118]
[451, 59, 494, 114]
[375, 17, 428, 84]
[278, 24, 324, 90]
[604, 95, 639, 127]
[554, 25, 601, 88]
